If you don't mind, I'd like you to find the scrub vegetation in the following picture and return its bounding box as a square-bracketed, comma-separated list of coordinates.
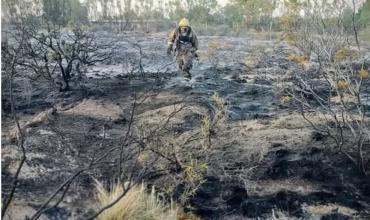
[1, 0, 370, 219]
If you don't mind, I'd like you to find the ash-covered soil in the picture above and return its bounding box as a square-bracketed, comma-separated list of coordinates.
[2, 32, 370, 220]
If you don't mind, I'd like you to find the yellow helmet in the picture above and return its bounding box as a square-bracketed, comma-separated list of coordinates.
[178, 18, 190, 27]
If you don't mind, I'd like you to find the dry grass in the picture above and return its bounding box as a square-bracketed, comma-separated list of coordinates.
[199, 40, 231, 66]
[271, 114, 310, 129]
[211, 92, 226, 126]
[337, 79, 350, 89]
[280, 95, 292, 103]
[65, 99, 123, 120]
[303, 204, 357, 218]
[95, 181, 178, 220]
[283, 32, 297, 45]
[246, 179, 323, 196]
[8, 108, 56, 142]
[244, 55, 259, 67]
[359, 68, 369, 78]
[330, 94, 357, 104]
[184, 160, 208, 183]
[200, 114, 211, 149]
[334, 48, 359, 61]
[287, 53, 308, 64]
[200, 92, 226, 149]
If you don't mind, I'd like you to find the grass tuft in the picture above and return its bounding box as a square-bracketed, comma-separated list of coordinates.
[359, 68, 369, 78]
[95, 180, 178, 220]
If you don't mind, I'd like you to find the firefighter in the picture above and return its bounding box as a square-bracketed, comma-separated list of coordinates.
[167, 18, 199, 79]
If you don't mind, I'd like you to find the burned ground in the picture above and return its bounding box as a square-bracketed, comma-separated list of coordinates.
[2, 32, 370, 219]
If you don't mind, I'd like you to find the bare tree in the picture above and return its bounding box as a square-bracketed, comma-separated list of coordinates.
[7, 21, 115, 91]
[1, 32, 28, 219]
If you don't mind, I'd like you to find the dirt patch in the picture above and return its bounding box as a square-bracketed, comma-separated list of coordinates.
[64, 98, 124, 120]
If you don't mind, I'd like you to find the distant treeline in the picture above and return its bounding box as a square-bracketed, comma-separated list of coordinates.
[2, 0, 369, 35]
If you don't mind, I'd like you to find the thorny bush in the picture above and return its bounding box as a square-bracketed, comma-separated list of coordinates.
[281, 0, 370, 175]
[4, 22, 115, 91]
[136, 92, 227, 204]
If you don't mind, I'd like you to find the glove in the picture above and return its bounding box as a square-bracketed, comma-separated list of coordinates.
[167, 46, 173, 55]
